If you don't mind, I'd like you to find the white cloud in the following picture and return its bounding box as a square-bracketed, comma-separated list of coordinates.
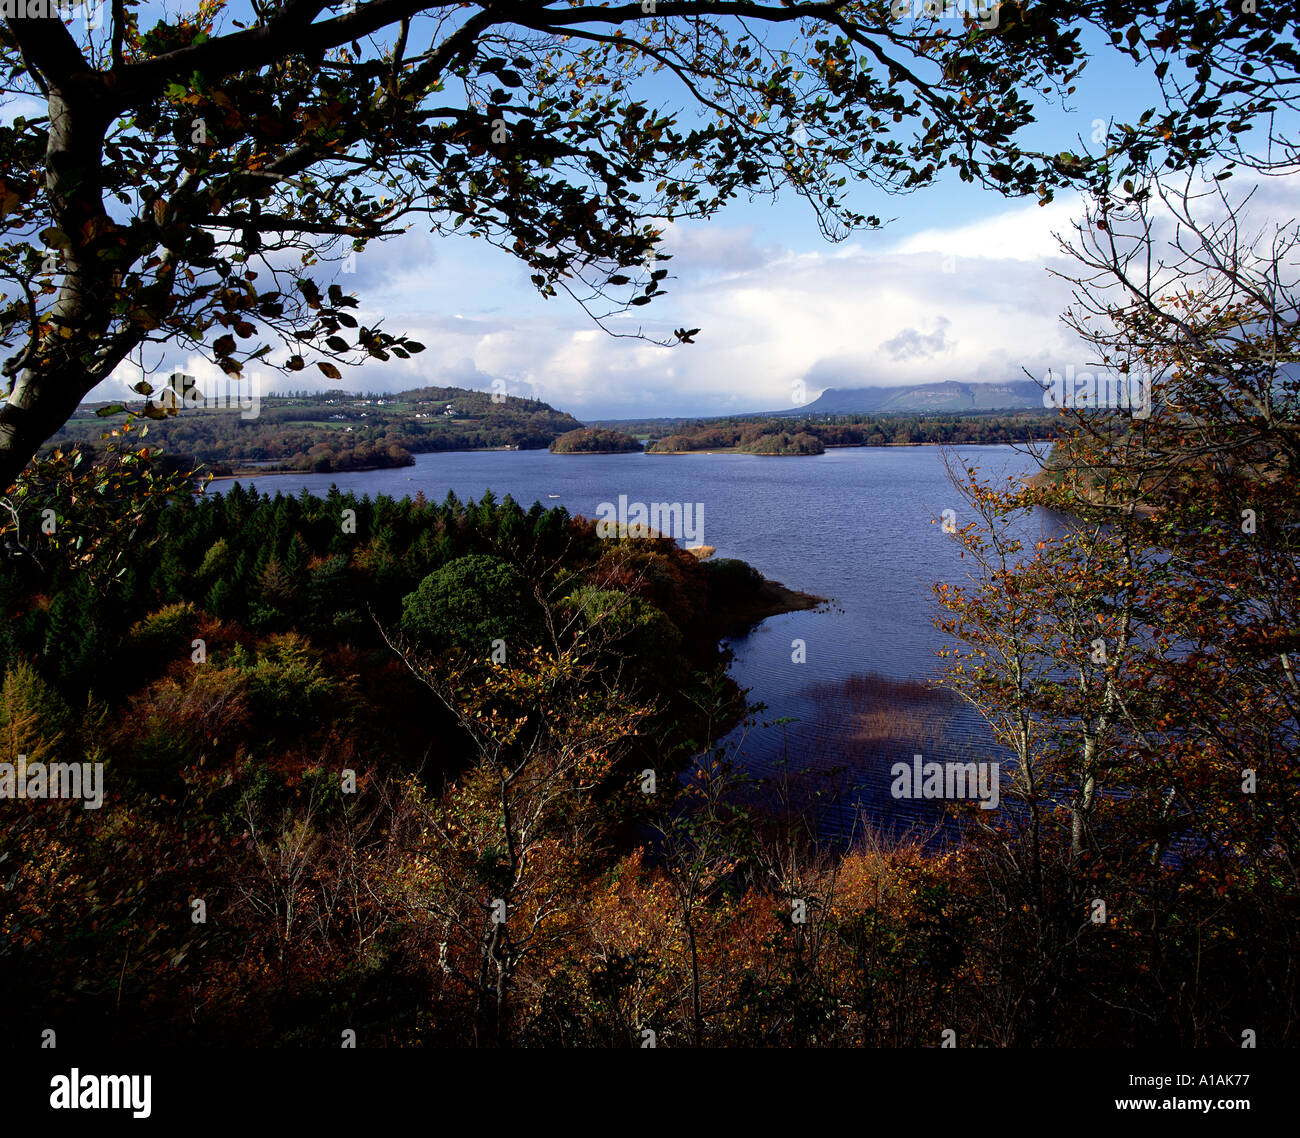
[889, 196, 1084, 262]
[90, 198, 1108, 417]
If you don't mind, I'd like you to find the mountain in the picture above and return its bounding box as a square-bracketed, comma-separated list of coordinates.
[773, 380, 1047, 415]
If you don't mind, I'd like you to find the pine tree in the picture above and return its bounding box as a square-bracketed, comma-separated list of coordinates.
[0, 660, 69, 764]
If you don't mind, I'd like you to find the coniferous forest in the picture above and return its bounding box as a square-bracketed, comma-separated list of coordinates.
[2, 404, 1296, 1051]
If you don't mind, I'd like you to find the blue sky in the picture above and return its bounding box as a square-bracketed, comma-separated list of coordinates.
[218, 23, 1192, 420]
[5, 6, 1291, 420]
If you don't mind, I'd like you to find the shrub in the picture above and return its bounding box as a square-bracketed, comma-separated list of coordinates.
[703, 557, 764, 603]
[400, 554, 543, 654]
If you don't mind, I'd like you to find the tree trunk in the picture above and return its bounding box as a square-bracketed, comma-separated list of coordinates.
[1, 80, 127, 491]
[0, 366, 96, 490]
[684, 901, 703, 1046]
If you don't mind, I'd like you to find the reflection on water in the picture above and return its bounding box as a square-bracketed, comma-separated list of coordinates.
[727, 670, 1010, 842]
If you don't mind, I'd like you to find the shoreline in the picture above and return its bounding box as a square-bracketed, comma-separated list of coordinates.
[645, 439, 1044, 455]
[204, 463, 412, 483]
[201, 438, 1042, 479]
[711, 578, 828, 638]
[647, 448, 822, 456]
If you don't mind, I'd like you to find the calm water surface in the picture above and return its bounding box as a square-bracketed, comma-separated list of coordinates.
[220, 445, 1059, 835]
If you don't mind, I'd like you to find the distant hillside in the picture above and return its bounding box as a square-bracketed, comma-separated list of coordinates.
[778, 380, 1046, 415]
[590, 381, 1051, 434]
[55, 385, 584, 473]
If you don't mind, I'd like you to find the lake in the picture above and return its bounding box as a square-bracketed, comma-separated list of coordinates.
[216, 444, 1057, 837]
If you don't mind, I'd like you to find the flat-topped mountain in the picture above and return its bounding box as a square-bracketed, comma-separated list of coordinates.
[777, 380, 1046, 415]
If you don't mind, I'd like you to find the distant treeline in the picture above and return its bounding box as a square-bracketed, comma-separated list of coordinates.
[646, 412, 1059, 453]
[49, 393, 1057, 474]
[50, 387, 583, 473]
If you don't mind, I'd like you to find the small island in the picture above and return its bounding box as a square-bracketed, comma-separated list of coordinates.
[549, 427, 642, 454]
[739, 430, 824, 456]
[645, 426, 825, 455]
